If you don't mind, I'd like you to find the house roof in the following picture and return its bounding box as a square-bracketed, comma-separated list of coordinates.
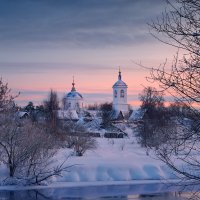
[57, 109, 79, 120]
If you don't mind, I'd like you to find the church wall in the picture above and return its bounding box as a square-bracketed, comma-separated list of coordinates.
[113, 87, 127, 104]
[113, 103, 129, 113]
[64, 98, 83, 111]
[112, 87, 128, 113]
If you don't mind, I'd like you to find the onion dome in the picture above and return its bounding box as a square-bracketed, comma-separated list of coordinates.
[65, 78, 83, 100]
[112, 68, 127, 88]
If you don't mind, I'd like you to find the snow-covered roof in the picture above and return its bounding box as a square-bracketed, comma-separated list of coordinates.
[129, 109, 146, 121]
[84, 110, 99, 118]
[16, 111, 29, 118]
[110, 110, 124, 121]
[57, 110, 79, 120]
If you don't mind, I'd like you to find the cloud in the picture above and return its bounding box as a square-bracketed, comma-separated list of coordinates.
[0, 62, 112, 73]
[0, 0, 170, 106]
[14, 88, 141, 107]
[0, 0, 166, 49]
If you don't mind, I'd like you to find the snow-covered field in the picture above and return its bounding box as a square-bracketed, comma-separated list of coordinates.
[51, 127, 176, 185]
[0, 124, 177, 188]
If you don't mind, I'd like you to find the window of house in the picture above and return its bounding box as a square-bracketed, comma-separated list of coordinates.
[120, 90, 124, 98]
[114, 90, 117, 98]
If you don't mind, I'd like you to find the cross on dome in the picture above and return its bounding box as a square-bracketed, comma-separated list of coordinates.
[118, 66, 122, 80]
[71, 76, 76, 92]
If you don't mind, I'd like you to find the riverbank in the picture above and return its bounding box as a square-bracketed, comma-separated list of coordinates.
[0, 134, 178, 187]
[0, 179, 182, 191]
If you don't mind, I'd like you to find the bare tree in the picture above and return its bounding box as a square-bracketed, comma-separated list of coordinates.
[139, 87, 164, 110]
[99, 102, 112, 128]
[149, 0, 200, 107]
[147, 0, 200, 186]
[0, 79, 70, 185]
[44, 89, 59, 131]
[150, 0, 200, 56]
[0, 78, 18, 112]
[73, 133, 97, 156]
[62, 121, 97, 156]
[0, 110, 70, 185]
[86, 103, 99, 110]
[0, 111, 50, 177]
[137, 87, 172, 148]
[169, 100, 194, 118]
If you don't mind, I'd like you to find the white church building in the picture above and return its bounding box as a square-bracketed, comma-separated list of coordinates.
[57, 78, 83, 120]
[58, 68, 129, 120]
[112, 69, 129, 115]
[63, 78, 83, 112]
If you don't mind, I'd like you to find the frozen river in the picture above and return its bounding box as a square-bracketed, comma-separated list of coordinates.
[0, 182, 199, 200]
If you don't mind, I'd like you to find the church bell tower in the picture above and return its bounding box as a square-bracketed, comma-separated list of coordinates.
[112, 68, 129, 114]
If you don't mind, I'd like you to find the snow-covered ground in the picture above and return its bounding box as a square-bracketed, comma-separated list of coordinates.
[0, 124, 177, 188]
[51, 126, 176, 185]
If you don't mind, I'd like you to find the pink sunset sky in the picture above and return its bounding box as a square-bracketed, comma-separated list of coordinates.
[0, 0, 177, 108]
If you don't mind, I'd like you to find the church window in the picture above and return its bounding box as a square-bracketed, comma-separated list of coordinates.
[114, 90, 117, 98]
[120, 90, 124, 98]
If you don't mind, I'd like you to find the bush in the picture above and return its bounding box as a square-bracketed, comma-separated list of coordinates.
[62, 121, 97, 156]
[73, 133, 97, 156]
